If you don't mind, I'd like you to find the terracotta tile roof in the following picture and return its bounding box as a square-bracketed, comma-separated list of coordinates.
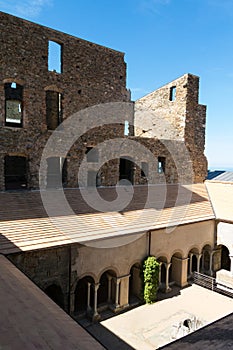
[0, 184, 215, 254]
[0, 255, 105, 350]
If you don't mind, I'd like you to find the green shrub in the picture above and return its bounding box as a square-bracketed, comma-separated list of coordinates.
[142, 256, 160, 304]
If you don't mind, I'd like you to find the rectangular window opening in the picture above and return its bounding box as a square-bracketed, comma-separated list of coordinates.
[46, 157, 67, 188]
[46, 91, 62, 130]
[85, 147, 99, 162]
[48, 40, 62, 73]
[119, 158, 134, 185]
[87, 170, 98, 187]
[158, 157, 166, 174]
[5, 156, 27, 190]
[169, 86, 176, 101]
[5, 83, 23, 127]
[124, 120, 129, 136]
[141, 162, 149, 178]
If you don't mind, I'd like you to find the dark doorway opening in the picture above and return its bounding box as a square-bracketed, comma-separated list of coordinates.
[45, 284, 64, 309]
[119, 157, 134, 184]
[192, 255, 198, 272]
[221, 246, 231, 271]
[74, 276, 94, 313]
[5, 155, 27, 190]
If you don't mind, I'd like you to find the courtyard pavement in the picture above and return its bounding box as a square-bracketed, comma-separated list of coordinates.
[100, 284, 233, 350]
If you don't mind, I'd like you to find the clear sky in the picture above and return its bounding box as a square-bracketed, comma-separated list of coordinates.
[1, 0, 233, 170]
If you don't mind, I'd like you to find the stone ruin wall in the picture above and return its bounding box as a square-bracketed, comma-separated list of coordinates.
[0, 11, 130, 190]
[135, 74, 208, 183]
[0, 12, 207, 190]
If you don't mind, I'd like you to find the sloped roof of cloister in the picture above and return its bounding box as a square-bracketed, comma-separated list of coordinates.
[0, 184, 215, 255]
[0, 255, 105, 350]
[205, 181, 233, 223]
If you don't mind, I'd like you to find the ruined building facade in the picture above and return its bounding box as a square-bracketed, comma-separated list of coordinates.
[0, 12, 207, 192]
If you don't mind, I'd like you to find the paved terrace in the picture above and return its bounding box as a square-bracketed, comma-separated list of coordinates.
[101, 284, 233, 350]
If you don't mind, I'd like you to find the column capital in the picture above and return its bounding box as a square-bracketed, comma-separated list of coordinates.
[94, 283, 100, 291]
[116, 278, 121, 285]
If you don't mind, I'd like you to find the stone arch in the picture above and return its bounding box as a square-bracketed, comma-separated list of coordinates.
[74, 275, 95, 314]
[169, 250, 184, 261]
[187, 247, 200, 275]
[170, 252, 184, 286]
[157, 256, 168, 284]
[220, 245, 231, 271]
[97, 266, 119, 282]
[3, 77, 25, 85]
[72, 272, 98, 293]
[44, 284, 64, 309]
[185, 245, 201, 258]
[44, 85, 63, 93]
[201, 244, 212, 273]
[127, 259, 142, 275]
[129, 262, 142, 302]
[200, 242, 213, 252]
[98, 269, 117, 306]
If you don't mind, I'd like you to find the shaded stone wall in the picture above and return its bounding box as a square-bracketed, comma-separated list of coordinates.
[8, 246, 71, 312]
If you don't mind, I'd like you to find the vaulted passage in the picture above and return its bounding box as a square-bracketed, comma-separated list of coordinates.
[221, 245, 231, 271]
[98, 270, 116, 306]
[74, 276, 94, 313]
[129, 263, 142, 302]
[44, 284, 64, 309]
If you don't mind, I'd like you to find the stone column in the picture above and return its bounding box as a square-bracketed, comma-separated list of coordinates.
[119, 274, 130, 308]
[159, 263, 162, 286]
[107, 274, 112, 303]
[93, 283, 100, 321]
[180, 258, 189, 287]
[209, 251, 214, 276]
[197, 254, 202, 273]
[201, 252, 205, 272]
[230, 256, 233, 274]
[115, 278, 121, 308]
[70, 291, 75, 315]
[87, 282, 92, 312]
[189, 253, 193, 275]
[165, 263, 171, 293]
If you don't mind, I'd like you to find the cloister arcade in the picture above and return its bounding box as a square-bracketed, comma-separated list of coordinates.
[69, 243, 232, 320]
[39, 234, 232, 321]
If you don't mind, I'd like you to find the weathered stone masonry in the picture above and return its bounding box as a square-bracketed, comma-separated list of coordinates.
[0, 11, 129, 190]
[135, 74, 207, 183]
[0, 12, 207, 191]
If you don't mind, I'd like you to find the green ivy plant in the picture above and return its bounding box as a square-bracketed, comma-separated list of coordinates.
[142, 256, 160, 304]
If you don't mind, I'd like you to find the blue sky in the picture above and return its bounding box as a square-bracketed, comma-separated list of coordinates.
[1, 0, 233, 169]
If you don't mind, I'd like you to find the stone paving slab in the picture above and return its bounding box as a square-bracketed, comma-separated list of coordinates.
[101, 285, 233, 350]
